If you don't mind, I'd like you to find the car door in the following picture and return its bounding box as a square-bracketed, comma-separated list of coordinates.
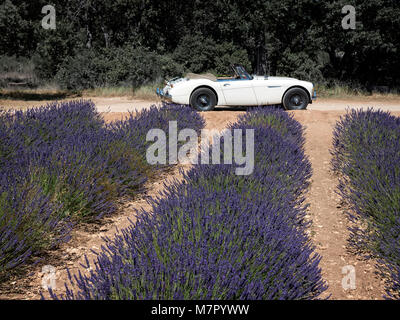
[219, 80, 258, 106]
[252, 78, 289, 105]
[251, 78, 271, 105]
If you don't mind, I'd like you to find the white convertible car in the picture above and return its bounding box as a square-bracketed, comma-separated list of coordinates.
[156, 64, 316, 111]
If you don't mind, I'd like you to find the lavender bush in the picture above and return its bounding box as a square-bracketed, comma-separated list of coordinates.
[51, 108, 326, 300]
[235, 107, 306, 146]
[331, 108, 400, 299]
[0, 100, 204, 276]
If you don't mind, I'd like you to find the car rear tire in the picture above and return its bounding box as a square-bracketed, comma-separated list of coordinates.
[282, 88, 309, 110]
[190, 88, 216, 111]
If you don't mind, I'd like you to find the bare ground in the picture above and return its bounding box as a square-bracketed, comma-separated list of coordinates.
[1, 99, 400, 300]
[2, 95, 400, 112]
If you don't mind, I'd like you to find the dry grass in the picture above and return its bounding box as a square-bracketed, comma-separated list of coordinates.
[132, 84, 159, 100]
[82, 86, 134, 97]
[0, 88, 79, 101]
[316, 83, 400, 99]
[316, 84, 361, 98]
[0, 83, 161, 102]
[82, 84, 159, 100]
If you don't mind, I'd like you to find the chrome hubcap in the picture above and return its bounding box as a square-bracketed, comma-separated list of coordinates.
[290, 94, 303, 106]
[198, 95, 210, 107]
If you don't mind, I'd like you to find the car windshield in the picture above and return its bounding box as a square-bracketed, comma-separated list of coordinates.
[232, 64, 253, 80]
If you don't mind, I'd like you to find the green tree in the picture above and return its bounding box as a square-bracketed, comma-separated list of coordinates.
[33, 20, 81, 80]
[0, 0, 30, 56]
[172, 34, 217, 73]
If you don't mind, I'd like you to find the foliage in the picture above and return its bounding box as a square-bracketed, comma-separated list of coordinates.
[56, 46, 185, 90]
[0, 55, 34, 75]
[50, 108, 326, 300]
[0, 0, 32, 57]
[55, 50, 108, 90]
[172, 34, 218, 74]
[33, 21, 81, 80]
[0, 100, 205, 275]
[172, 35, 252, 76]
[277, 50, 328, 83]
[0, 55, 37, 88]
[1, 1, 399, 89]
[213, 42, 251, 76]
[331, 109, 400, 299]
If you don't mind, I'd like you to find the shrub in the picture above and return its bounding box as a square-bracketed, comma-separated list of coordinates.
[56, 46, 185, 90]
[158, 54, 185, 80]
[276, 49, 328, 83]
[173, 35, 252, 76]
[103, 46, 162, 87]
[0, 100, 204, 276]
[234, 107, 306, 145]
[331, 108, 400, 299]
[33, 21, 80, 81]
[50, 108, 325, 300]
[0, 0, 31, 57]
[0, 170, 71, 274]
[0, 55, 37, 88]
[172, 34, 217, 74]
[213, 42, 251, 76]
[55, 50, 109, 90]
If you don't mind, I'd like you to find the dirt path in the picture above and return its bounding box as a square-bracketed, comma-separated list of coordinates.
[2, 96, 400, 113]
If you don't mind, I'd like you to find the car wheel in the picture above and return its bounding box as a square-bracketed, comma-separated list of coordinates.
[190, 88, 216, 111]
[282, 88, 309, 110]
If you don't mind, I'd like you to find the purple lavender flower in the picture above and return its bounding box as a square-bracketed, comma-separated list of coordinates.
[332, 108, 400, 299]
[50, 107, 326, 300]
[0, 100, 204, 275]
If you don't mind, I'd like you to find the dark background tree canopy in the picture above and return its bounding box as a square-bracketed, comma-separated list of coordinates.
[0, 0, 399, 90]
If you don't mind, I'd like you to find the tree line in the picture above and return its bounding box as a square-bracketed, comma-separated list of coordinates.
[0, 0, 399, 90]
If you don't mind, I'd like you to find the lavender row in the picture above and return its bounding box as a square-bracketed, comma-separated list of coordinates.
[0, 101, 204, 275]
[331, 108, 400, 299]
[51, 108, 326, 300]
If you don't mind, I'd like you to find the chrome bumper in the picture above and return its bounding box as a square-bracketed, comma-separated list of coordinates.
[156, 88, 172, 102]
[312, 90, 317, 100]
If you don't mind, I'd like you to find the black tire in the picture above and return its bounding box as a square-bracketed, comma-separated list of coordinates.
[282, 87, 309, 110]
[190, 88, 217, 111]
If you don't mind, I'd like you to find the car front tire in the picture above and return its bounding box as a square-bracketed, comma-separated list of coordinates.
[190, 88, 217, 111]
[282, 88, 309, 110]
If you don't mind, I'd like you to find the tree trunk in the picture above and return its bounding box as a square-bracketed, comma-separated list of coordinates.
[101, 26, 110, 48]
[255, 31, 267, 75]
[86, 25, 92, 48]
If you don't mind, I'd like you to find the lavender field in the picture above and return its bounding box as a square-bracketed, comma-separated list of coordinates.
[332, 109, 400, 299]
[50, 108, 327, 300]
[0, 100, 204, 277]
[3, 101, 399, 300]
